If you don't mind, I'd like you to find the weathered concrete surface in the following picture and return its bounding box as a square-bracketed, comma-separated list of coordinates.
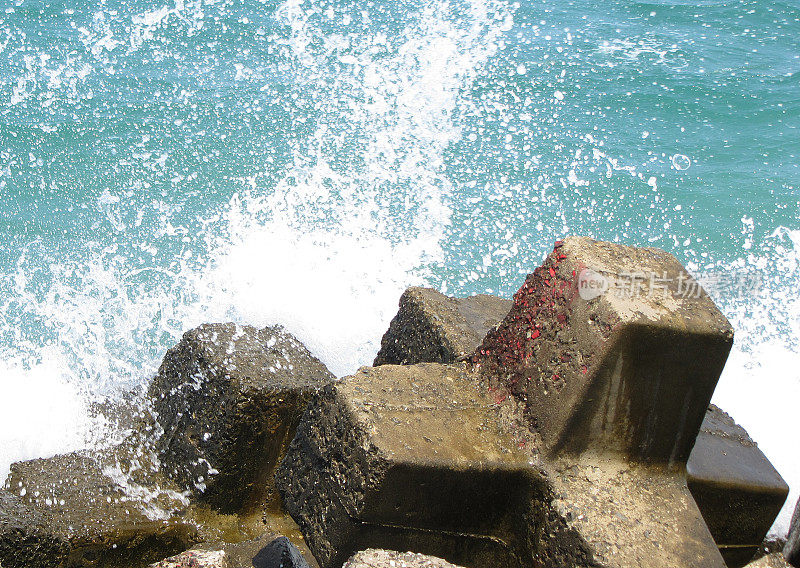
[277, 361, 729, 568]
[546, 456, 725, 568]
[472, 236, 734, 464]
[2, 448, 198, 568]
[747, 553, 793, 568]
[0, 490, 69, 568]
[149, 550, 228, 568]
[688, 406, 788, 567]
[373, 284, 787, 566]
[149, 323, 334, 513]
[276, 363, 596, 568]
[252, 536, 311, 568]
[785, 498, 800, 567]
[343, 549, 468, 568]
[374, 288, 511, 366]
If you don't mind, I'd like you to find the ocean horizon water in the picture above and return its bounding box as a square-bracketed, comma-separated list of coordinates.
[0, 0, 798, 535]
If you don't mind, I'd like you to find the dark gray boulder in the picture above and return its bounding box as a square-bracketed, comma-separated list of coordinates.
[149, 323, 334, 513]
[688, 406, 789, 567]
[373, 287, 510, 366]
[786, 498, 800, 567]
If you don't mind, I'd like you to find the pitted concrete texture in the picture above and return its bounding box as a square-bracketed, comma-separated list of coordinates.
[276, 363, 597, 568]
[149, 323, 334, 512]
[785, 499, 800, 567]
[473, 236, 734, 464]
[343, 549, 468, 568]
[374, 288, 511, 366]
[3, 448, 198, 568]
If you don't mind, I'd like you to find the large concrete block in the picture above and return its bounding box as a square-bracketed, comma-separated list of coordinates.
[374, 284, 787, 565]
[472, 236, 734, 464]
[2, 448, 198, 568]
[786, 498, 800, 567]
[374, 288, 511, 366]
[275, 364, 596, 568]
[149, 323, 334, 512]
[688, 406, 788, 567]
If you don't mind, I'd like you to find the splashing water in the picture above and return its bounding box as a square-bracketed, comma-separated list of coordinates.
[1, 0, 798, 536]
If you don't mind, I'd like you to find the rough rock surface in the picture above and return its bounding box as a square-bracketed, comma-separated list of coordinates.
[149, 323, 334, 512]
[2, 448, 198, 568]
[276, 363, 593, 568]
[785, 499, 800, 567]
[374, 288, 510, 366]
[149, 550, 228, 568]
[472, 236, 734, 463]
[544, 456, 725, 568]
[373, 284, 787, 565]
[688, 406, 788, 567]
[0, 490, 69, 568]
[748, 553, 793, 568]
[252, 536, 311, 568]
[343, 549, 467, 568]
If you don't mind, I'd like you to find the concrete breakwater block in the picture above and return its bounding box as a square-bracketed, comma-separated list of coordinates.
[373, 287, 511, 366]
[473, 236, 734, 464]
[688, 406, 788, 567]
[149, 323, 334, 513]
[343, 549, 468, 568]
[785, 498, 800, 567]
[275, 363, 597, 568]
[375, 284, 788, 564]
[1, 448, 198, 568]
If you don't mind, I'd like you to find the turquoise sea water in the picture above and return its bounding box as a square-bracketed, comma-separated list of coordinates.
[1, 0, 798, 533]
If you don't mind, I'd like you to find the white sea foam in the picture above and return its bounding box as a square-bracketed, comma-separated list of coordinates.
[0, 0, 511, 489]
[0, 356, 107, 485]
[708, 227, 800, 536]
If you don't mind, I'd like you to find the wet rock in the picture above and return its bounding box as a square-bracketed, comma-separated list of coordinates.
[252, 536, 311, 568]
[276, 363, 595, 568]
[785, 498, 800, 567]
[374, 284, 785, 566]
[2, 448, 198, 568]
[464, 237, 731, 568]
[373, 288, 510, 366]
[472, 236, 734, 463]
[343, 549, 468, 568]
[149, 549, 228, 568]
[149, 323, 334, 513]
[688, 406, 789, 567]
[0, 490, 69, 568]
